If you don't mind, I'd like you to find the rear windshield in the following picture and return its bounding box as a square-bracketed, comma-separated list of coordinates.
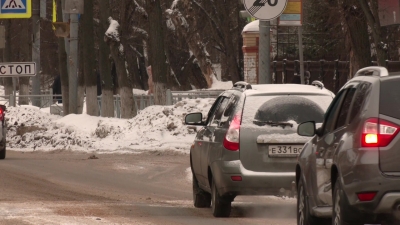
[380, 78, 400, 119]
[242, 95, 332, 127]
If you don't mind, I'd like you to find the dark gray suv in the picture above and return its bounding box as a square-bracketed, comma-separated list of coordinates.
[185, 81, 334, 217]
[296, 66, 400, 225]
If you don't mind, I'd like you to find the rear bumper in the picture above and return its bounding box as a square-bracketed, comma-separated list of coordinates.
[211, 160, 296, 196]
[342, 166, 400, 215]
[375, 193, 400, 213]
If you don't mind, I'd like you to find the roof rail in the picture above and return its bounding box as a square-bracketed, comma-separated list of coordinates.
[232, 81, 252, 90]
[311, 80, 324, 89]
[355, 66, 389, 77]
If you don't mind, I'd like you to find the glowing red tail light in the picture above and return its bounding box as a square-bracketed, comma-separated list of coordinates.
[362, 118, 400, 147]
[357, 192, 377, 202]
[0, 108, 4, 121]
[223, 113, 241, 151]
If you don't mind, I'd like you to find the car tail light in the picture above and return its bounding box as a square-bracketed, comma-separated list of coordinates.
[357, 192, 377, 202]
[223, 113, 241, 151]
[0, 107, 4, 121]
[231, 176, 242, 181]
[362, 118, 400, 147]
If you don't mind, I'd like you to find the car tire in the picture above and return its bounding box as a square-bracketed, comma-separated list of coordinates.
[192, 173, 211, 208]
[332, 177, 364, 225]
[297, 178, 330, 225]
[0, 139, 6, 160]
[211, 179, 231, 217]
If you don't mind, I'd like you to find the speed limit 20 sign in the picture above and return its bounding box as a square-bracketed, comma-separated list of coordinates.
[243, 0, 288, 20]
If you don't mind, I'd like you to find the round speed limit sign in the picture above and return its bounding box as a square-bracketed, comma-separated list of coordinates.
[243, 0, 288, 20]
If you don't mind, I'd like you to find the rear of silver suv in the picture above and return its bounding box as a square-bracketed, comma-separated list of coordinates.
[185, 82, 333, 217]
[296, 67, 400, 225]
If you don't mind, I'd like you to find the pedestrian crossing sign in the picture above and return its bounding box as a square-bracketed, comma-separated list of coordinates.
[0, 0, 31, 18]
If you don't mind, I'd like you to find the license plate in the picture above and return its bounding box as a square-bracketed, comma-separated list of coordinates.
[268, 145, 303, 157]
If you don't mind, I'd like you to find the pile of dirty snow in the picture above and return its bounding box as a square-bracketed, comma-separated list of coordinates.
[6, 98, 215, 153]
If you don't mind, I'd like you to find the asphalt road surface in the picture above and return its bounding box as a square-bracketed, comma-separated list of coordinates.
[0, 150, 297, 225]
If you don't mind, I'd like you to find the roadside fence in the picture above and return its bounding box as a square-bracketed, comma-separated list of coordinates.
[0, 89, 224, 118]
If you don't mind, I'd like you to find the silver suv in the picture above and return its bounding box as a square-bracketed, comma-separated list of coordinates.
[185, 81, 334, 217]
[296, 66, 400, 225]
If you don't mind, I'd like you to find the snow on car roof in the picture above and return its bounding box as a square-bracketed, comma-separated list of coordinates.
[245, 84, 334, 97]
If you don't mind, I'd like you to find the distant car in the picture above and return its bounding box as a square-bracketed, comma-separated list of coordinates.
[0, 104, 6, 159]
[185, 81, 334, 217]
[296, 66, 400, 225]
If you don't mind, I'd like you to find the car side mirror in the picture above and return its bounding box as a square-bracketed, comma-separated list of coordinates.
[298, 121, 316, 137]
[185, 113, 204, 126]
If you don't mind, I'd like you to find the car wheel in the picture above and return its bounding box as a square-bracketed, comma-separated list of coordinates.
[332, 178, 342, 225]
[211, 179, 231, 217]
[332, 177, 364, 225]
[0, 139, 6, 160]
[298, 178, 330, 225]
[0, 148, 5, 160]
[192, 173, 211, 208]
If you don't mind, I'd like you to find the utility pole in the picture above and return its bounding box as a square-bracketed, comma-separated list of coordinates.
[32, 0, 41, 107]
[62, 0, 70, 62]
[68, 13, 78, 114]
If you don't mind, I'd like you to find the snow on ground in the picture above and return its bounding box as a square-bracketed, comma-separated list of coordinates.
[3, 78, 234, 153]
[6, 98, 215, 153]
[210, 75, 233, 90]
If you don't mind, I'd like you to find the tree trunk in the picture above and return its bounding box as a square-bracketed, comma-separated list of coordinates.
[220, 0, 241, 83]
[57, 0, 69, 115]
[358, 0, 387, 66]
[147, 0, 169, 104]
[82, 0, 98, 116]
[340, 0, 371, 77]
[98, 0, 115, 118]
[137, 45, 149, 90]
[77, 22, 85, 114]
[109, 46, 134, 118]
[105, 18, 134, 119]
[168, 5, 214, 88]
[18, 19, 31, 105]
[3, 20, 12, 96]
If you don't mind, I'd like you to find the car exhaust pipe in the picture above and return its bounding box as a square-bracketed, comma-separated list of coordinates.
[396, 204, 400, 211]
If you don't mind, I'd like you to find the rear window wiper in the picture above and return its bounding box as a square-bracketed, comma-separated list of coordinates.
[253, 120, 294, 128]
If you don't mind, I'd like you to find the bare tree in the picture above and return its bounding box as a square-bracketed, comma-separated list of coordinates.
[98, 0, 115, 118]
[168, 1, 215, 88]
[358, 0, 387, 66]
[18, 19, 31, 105]
[77, 22, 85, 114]
[2, 20, 13, 97]
[56, 0, 69, 114]
[339, 0, 372, 77]
[82, 0, 98, 116]
[145, 0, 168, 104]
[105, 17, 134, 118]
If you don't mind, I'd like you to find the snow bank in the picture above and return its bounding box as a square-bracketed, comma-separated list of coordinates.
[6, 99, 215, 153]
